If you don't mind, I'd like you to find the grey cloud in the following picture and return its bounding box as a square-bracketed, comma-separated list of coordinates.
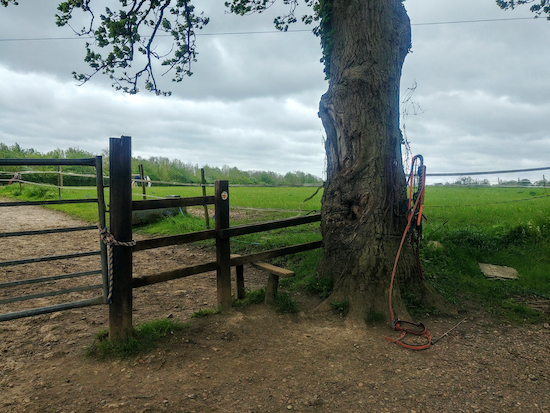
[1, 0, 550, 183]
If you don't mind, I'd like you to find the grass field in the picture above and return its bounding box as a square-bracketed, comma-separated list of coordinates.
[1, 183, 549, 322]
[424, 186, 549, 228]
[0, 184, 322, 220]
[421, 186, 550, 321]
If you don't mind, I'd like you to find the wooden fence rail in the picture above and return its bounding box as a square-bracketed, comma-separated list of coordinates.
[220, 214, 321, 239]
[133, 229, 216, 251]
[131, 196, 215, 211]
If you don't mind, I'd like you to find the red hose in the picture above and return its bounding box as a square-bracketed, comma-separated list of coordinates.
[386, 156, 431, 350]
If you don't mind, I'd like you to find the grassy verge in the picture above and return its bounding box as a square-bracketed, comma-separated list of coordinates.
[191, 306, 222, 318]
[86, 319, 187, 360]
[232, 289, 266, 308]
[232, 288, 299, 314]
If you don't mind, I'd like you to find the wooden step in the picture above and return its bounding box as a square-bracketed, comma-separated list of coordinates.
[229, 256, 295, 305]
[250, 262, 295, 278]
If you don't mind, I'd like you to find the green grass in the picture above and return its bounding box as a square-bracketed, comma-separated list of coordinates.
[280, 249, 332, 298]
[420, 188, 550, 322]
[365, 310, 386, 325]
[190, 306, 222, 318]
[422, 229, 550, 318]
[273, 292, 298, 314]
[138, 211, 209, 237]
[423, 186, 550, 229]
[86, 319, 187, 359]
[232, 288, 266, 308]
[0, 183, 322, 224]
[330, 299, 350, 318]
[134, 185, 323, 211]
[232, 288, 298, 314]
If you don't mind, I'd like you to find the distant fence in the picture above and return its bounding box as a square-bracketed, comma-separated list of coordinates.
[0, 167, 323, 189]
[427, 166, 550, 177]
[426, 165, 550, 188]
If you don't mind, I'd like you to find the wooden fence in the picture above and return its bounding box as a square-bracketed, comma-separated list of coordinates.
[107, 136, 322, 340]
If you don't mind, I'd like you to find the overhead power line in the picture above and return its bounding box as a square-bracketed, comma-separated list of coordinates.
[0, 16, 543, 43]
[427, 166, 550, 177]
[411, 16, 537, 26]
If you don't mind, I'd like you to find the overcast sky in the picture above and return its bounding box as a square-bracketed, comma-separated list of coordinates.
[0, 1, 549, 184]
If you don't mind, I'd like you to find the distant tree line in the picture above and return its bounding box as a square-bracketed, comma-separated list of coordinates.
[432, 176, 548, 187]
[0, 143, 100, 187]
[0, 143, 323, 187]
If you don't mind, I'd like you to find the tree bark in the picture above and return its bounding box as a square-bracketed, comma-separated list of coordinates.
[318, 0, 447, 322]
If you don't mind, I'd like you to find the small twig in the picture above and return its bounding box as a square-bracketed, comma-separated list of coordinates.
[432, 317, 468, 345]
[430, 219, 449, 235]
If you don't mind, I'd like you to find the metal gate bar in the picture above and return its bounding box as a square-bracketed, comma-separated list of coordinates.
[1, 225, 97, 238]
[0, 296, 104, 322]
[0, 199, 99, 207]
[0, 250, 101, 267]
[0, 158, 97, 166]
[0, 269, 102, 289]
[0, 284, 103, 305]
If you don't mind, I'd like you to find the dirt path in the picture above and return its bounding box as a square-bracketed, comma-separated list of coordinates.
[1, 201, 550, 413]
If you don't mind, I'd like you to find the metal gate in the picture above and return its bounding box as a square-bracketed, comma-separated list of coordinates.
[0, 157, 108, 321]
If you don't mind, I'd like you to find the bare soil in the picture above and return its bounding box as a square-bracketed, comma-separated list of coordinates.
[1, 201, 550, 413]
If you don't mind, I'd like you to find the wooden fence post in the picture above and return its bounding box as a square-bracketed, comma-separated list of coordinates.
[215, 180, 232, 309]
[57, 165, 63, 199]
[201, 168, 210, 229]
[17, 166, 21, 191]
[138, 164, 147, 200]
[109, 136, 133, 341]
[236, 263, 245, 300]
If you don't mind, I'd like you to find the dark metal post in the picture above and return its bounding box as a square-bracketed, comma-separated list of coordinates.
[109, 136, 133, 341]
[95, 156, 109, 302]
[215, 180, 231, 309]
[201, 168, 210, 229]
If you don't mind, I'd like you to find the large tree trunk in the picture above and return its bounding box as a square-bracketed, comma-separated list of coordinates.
[318, 0, 447, 322]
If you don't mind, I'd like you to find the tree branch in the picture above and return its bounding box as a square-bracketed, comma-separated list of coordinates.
[5, 0, 323, 94]
[55, 0, 209, 96]
[496, 0, 550, 18]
